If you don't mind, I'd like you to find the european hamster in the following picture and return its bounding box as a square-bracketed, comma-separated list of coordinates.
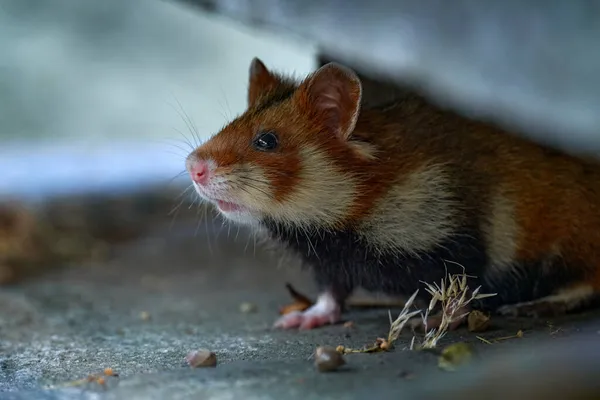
[185, 58, 600, 330]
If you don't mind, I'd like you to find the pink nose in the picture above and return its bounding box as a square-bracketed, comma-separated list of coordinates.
[188, 159, 210, 186]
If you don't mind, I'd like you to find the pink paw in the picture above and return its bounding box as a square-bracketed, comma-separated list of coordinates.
[273, 292, 341, 330]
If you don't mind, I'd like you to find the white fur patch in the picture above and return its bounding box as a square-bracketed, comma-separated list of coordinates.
[266, 146, 358, 229]
[360, 163, 459, 256]
[482, 192, 519, 279]
[550, 285, 595, 305]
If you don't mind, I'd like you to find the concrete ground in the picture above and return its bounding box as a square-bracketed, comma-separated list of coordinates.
[1, 213, 600, 399]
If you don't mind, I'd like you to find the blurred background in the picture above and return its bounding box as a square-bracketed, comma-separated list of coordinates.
[0, 0, 316, 200]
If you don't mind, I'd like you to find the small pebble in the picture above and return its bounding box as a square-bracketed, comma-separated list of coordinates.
[186, 349, 217, 368]
[139, 311, 151, 321]
[314, 346, 346, 372]
[343, 321, 354, 328]
[240, 302, 258, 313]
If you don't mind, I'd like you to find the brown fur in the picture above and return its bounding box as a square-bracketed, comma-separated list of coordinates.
[187, 57, 600, 317]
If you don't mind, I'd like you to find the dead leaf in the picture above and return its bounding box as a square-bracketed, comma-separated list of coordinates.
[279, 283, 313, 315]
[467, 310, 491, 332]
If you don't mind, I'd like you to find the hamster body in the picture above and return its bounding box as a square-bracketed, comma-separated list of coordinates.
[186, 58, 600, 330]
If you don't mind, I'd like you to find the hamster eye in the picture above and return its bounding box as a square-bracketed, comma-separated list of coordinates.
[252, 131, 279, 151]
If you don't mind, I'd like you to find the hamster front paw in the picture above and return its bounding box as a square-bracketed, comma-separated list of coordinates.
[273, 291, 341, 330]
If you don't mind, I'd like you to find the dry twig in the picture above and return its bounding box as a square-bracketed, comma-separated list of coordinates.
[413, 269, 496, 349]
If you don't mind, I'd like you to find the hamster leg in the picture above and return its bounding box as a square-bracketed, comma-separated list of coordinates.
[273, 290, 343, 330]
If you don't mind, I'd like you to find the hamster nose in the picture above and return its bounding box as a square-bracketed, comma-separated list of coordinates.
[188, 159, 210, 186]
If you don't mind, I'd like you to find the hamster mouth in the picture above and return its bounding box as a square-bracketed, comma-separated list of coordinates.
[193, 184, 250, 214]
[216, 200, 246, 213]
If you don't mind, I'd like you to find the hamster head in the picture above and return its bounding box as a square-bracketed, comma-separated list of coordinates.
[186, 58, 374, 228]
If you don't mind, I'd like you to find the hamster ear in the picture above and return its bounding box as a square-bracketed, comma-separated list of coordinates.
[295, 63, 362, 140]
[248, 57, 282, 108]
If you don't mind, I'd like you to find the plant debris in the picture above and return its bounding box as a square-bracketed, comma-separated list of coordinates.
[437, 342, 474, 372]
[186, 349, 217, 368]
[336, 290, 421, 354]
[388, 290, 423, 345]
[547, 322, 563, 336]
[279, 283, 313, 315]
[240, 302, 258, 313]
[467, 310, 491, 332]
[415, 268, 497, 349]
[314, 346, 346, 372]
[333, 269, 496, 354]
[59, 367, 120, 390]
[476, 329, 524, 344]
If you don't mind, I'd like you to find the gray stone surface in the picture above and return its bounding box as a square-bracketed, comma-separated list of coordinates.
[1, 216, 600, 399]
[181, 0, 600, 158]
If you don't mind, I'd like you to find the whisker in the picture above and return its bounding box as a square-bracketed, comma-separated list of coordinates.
[171, 97, 201, 148]
[167, 100, 198, 149]
[168, 186, 193, 217]
[203, 202, 214, 255]
[232, 181, 271, 198]
[165, 170, 189, 187]
[169, 187, 196, 231]
[147, 137, 194, 154]
[169, 127, 197, 152]
[161, 150, 189, 160]
[194, 202, 204, 238]
[175, 183, 194, 199]
[218, 86, 234, 121]
[235, 223, 241, 243]
[182, 103, 203, 148]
